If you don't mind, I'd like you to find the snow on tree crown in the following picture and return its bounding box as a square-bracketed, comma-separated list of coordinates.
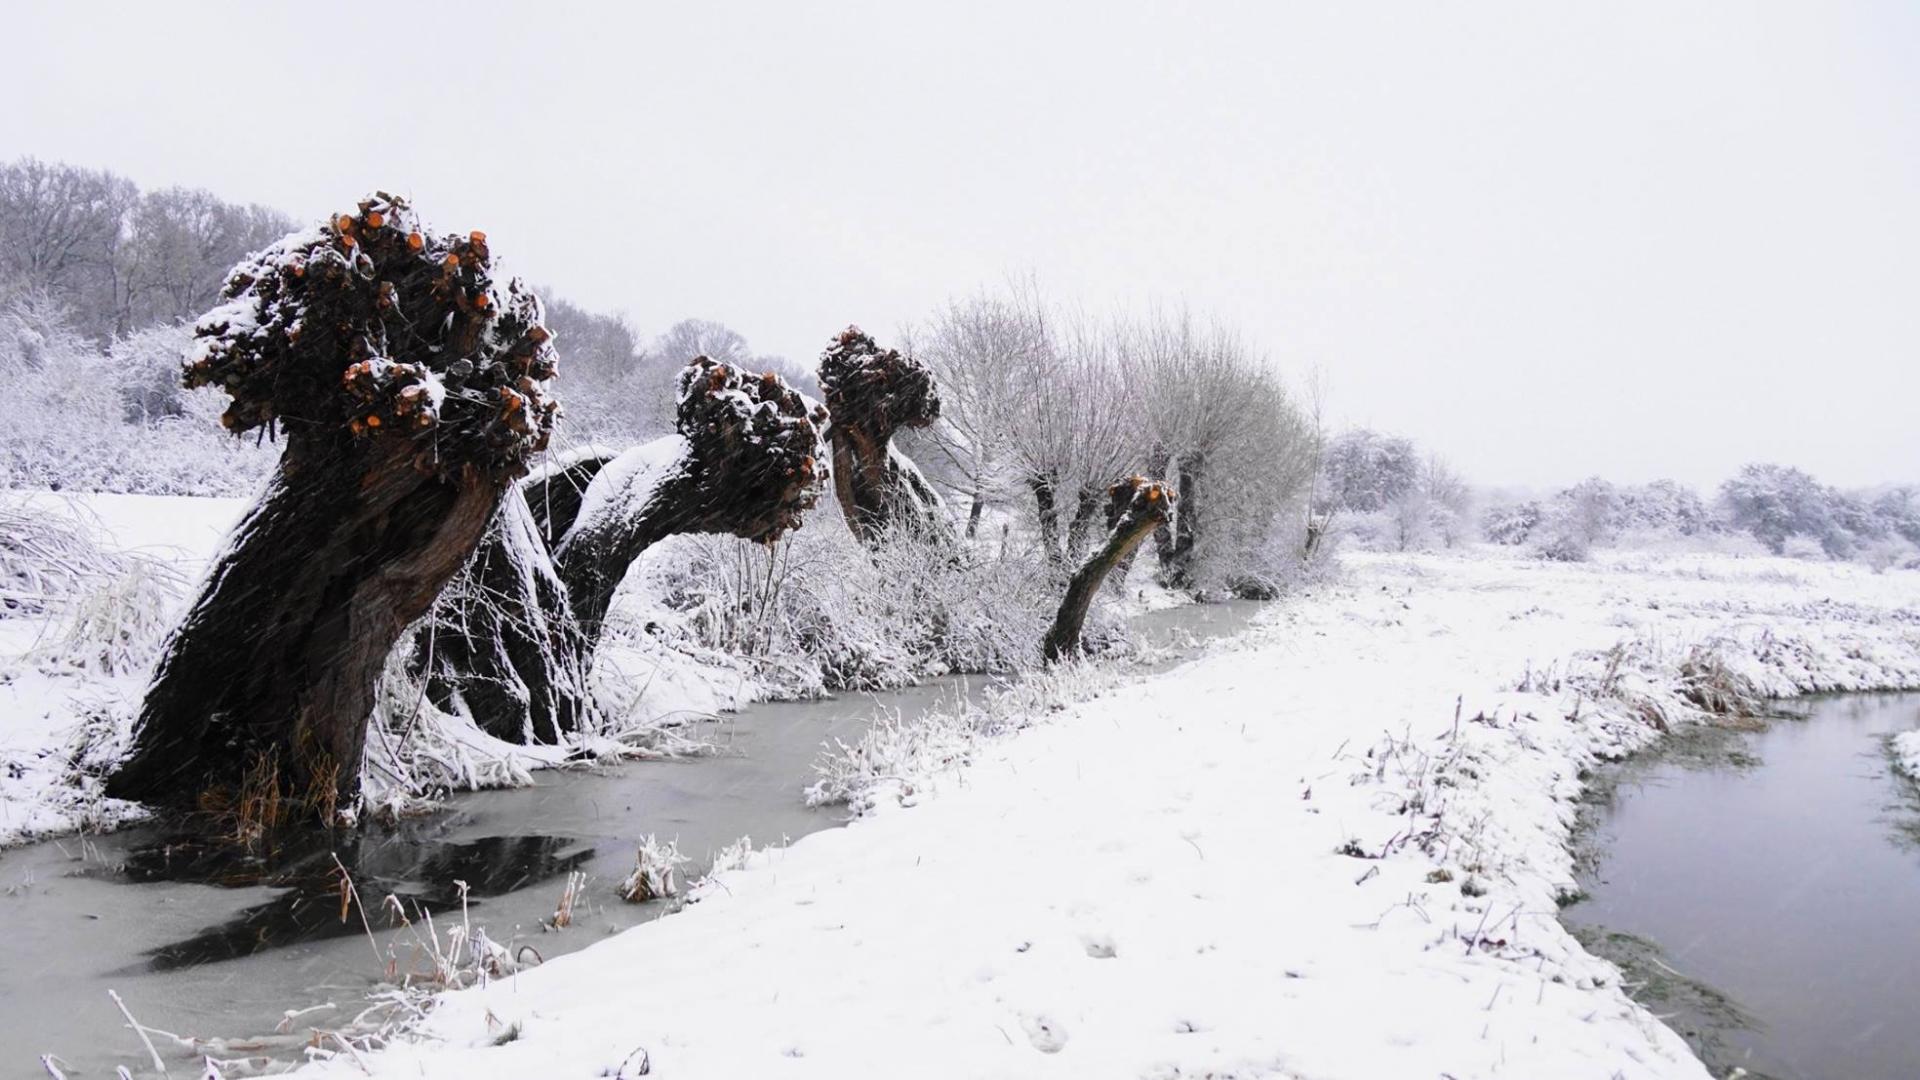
[816, 325, 940, 435]
[1108, 475, 1176, 531]
[674, 356, 827, 542]
[184, 193, 558, 481]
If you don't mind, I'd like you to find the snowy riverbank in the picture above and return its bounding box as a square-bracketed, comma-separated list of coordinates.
[1894, 728, 1920, 782]
[282, 547, 1920, 1079]
[0, 491, 1201, 847]
[1, 492, 800, 845]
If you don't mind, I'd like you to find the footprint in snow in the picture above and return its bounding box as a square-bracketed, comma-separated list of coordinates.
[1081, 933, 1118, 959]
[1021, 1013, 1069, 1053]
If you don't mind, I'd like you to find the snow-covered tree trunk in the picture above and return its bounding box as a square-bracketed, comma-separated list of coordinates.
[1064, 482, 1105, 564]
[1154, 453, 1204, 589]
[1030, 474, 1064, 564]
[413, 448, 616, 744]
[559, 358, 825, 647]
[524, 449, 618, 542]
[108, 196, 557, 816]
[817, 326, 947, 544]
[1043, 477, 1175, 663]
[416, 493, 595, 744]
[417, 360, 826, 745]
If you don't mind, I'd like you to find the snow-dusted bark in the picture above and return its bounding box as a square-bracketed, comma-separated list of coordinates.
[416, 493, 594, 744]
[416, 358, 828, 745]
[557, 357, 827, 647]
[523, 446, 620, 542]
[1156, 452, 1205, 588]
[107, 195, 556, 815]
[1043, 477, 1175, 663]
[816, 326, 948, 544]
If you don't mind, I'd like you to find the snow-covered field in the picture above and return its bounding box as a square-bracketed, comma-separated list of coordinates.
[0, 492, 248, 843]
[271, 547, 1918, 1080]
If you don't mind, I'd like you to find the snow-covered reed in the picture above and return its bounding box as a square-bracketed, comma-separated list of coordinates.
[32, 555, 186, 676]
[0, 498, 141, 616]
[640, 519, 1076, 698]
[618, 833, 690, 902]
[804, 658, 1126, 814]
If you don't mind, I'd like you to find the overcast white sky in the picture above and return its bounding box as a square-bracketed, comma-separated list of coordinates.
[5, 1, 1915, 489]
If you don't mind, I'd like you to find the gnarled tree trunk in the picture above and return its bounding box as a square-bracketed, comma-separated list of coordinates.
[1043, 477, 1175, 664]
[414, 450, 614, 743]
[818, 325, 947, 543]
[108, 195, 557, 815]
[111, 443, 504, 811]
[415, 492, 595, 744]
[559, 358, 823, 647]
[1064, 482, 1105, 564]
[1030, 474, 1063, 566]
[418, 359, 825, 743]
[1157, 453, 1204, 590]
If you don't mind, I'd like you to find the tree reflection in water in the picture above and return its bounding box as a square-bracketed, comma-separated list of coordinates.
[119, 832, 594, 970]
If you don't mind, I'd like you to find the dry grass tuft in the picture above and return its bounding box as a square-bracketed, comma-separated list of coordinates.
[618, 834, 689, 903]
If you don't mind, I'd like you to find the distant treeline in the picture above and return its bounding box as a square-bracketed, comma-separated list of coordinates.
[0, 158, 819, 493]
[1316, 427, 1919, 567]
[0, 158, 295, 340]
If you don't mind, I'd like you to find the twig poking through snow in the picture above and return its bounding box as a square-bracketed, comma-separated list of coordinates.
[106, 989, 168, 1075]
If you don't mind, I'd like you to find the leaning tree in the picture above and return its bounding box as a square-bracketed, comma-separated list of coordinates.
[557, 357, 826, 645]
[410, 485, 597, 745]
[107, 195, 558, 817]
[417, 358, 827, 743]
[1042, 476, 1176, 663]
[816, 325, 947, 544]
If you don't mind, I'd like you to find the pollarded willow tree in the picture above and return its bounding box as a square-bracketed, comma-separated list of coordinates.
[1042, 476, 1175, 662]
[107, 195, 557, 815]
[910, 284, 1050, 539]
[817, 325, 948, 544]
[911, 290, 1134, 567]
[559, 357, 827, 644]
[1011, 317, 1136, 569]
[1128, 313, 1311, 592]
[417, 357, 828, 743]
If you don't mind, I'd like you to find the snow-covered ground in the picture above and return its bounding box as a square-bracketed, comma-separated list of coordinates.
[284, 548, 1920, 1080]
[0, 492, 248, 843]
[1894, 728, 1920, 782]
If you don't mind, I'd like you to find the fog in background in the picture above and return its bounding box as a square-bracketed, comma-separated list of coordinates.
[5, 0, 1914, 489]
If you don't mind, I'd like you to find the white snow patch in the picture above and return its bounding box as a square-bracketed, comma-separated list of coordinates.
[557, 436, 689, 552]
[1893, 729, 1920, 782]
